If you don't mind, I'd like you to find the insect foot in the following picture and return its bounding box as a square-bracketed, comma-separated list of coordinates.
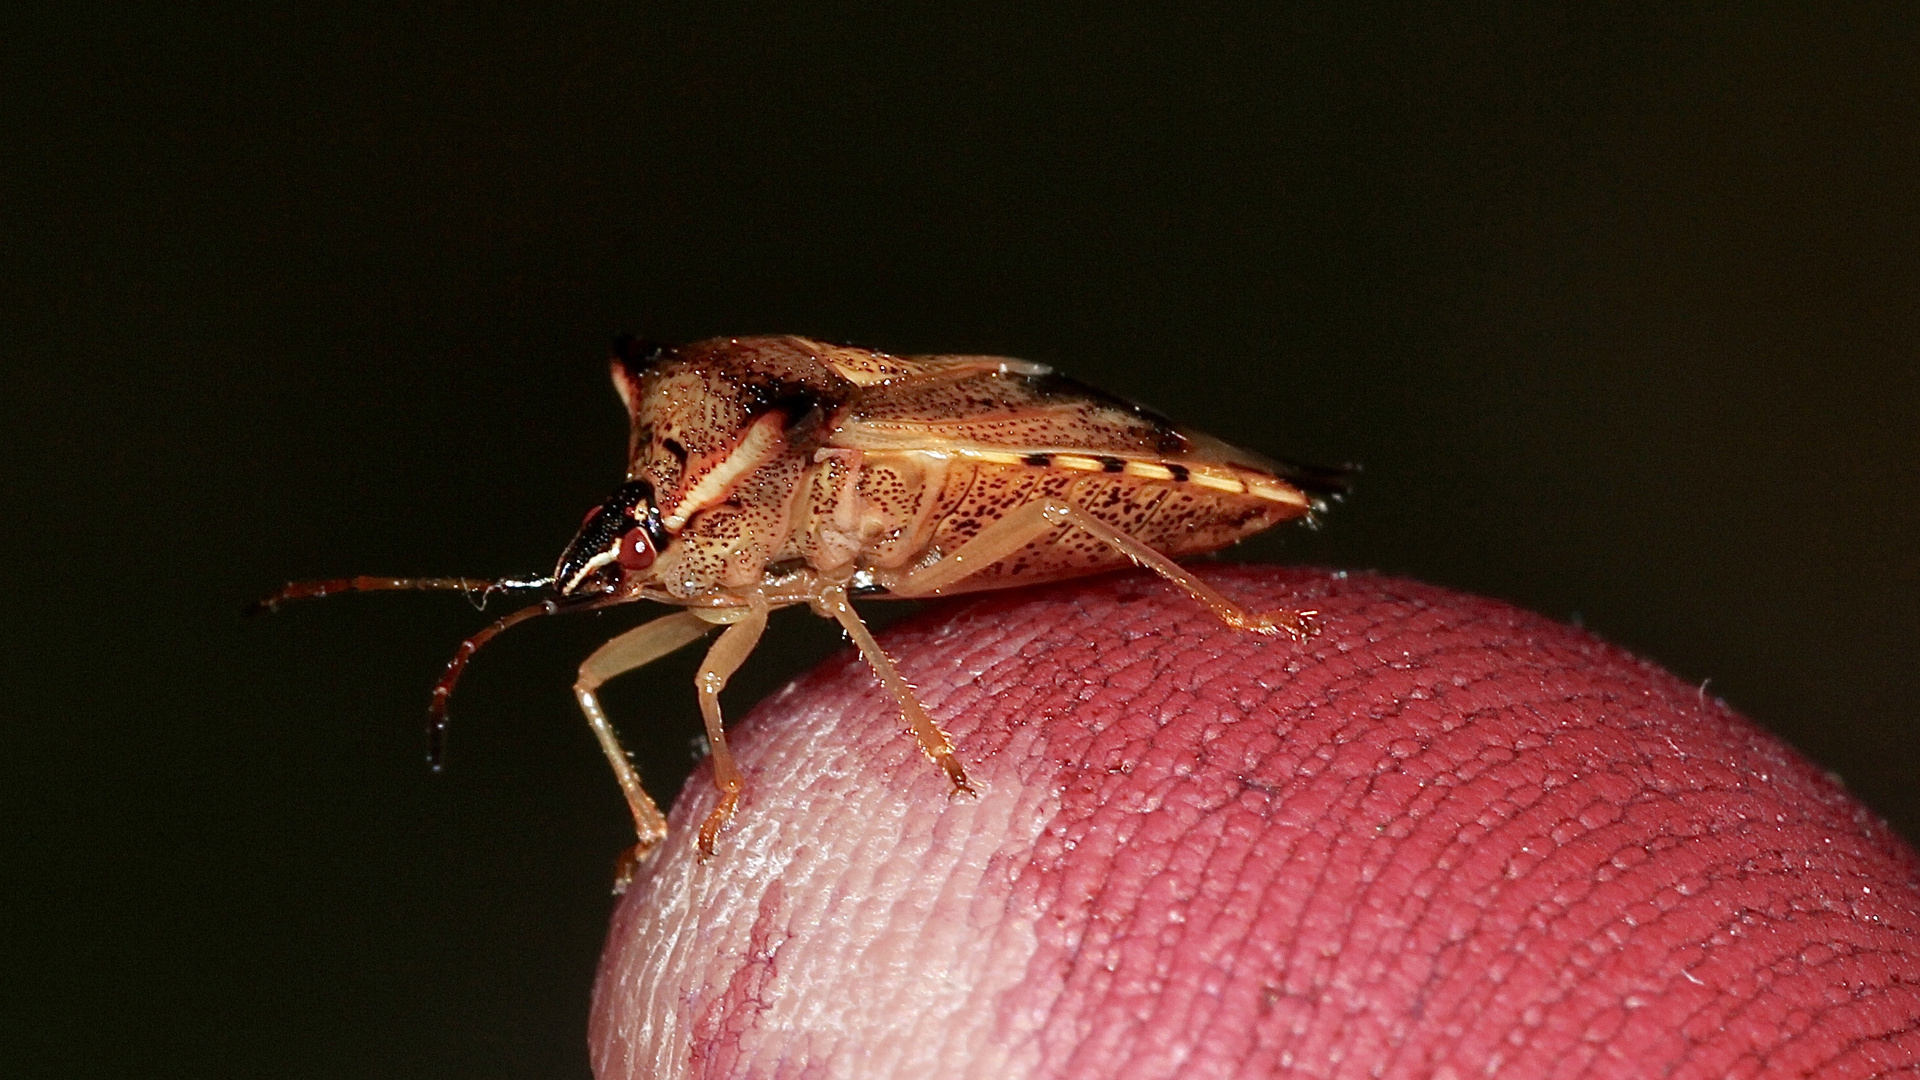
[938, 754, 977, 798]
[1230, 606, 1320, 640]
[610, 841, 660, 897]
[593, 565, 1920, 1080]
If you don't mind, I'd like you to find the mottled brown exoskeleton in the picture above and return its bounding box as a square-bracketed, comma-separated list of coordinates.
[257, 335, 1347, 887]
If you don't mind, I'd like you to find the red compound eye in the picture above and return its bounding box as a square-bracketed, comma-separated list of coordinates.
[617, 527, 656, 571]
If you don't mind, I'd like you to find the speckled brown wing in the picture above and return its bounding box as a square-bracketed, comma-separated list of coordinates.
[826, 359, 1346, 491]
[827, 360, 1192, 458]
[821, 359, 1339, 593]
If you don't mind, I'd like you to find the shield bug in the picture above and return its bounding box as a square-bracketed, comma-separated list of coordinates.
[255, 335, 1348, 888]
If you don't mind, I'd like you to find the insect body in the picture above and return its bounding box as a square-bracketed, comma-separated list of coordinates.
[258, 335, 1347, 887]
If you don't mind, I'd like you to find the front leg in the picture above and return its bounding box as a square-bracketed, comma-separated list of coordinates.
[889, 498, 1317, 639]
[574, 609, 715, 890]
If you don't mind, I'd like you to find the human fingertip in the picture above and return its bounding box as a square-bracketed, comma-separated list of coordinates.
[593, 568, 1920, 1079]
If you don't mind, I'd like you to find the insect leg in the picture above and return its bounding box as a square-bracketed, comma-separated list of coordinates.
[813, 583, 975, 797]
[690, 597, 772, 857]
[891, 498, 1317, 639]
[575, 609, 715, 889]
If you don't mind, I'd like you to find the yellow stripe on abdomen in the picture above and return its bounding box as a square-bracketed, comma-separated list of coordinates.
[947, 447, 1308, 508]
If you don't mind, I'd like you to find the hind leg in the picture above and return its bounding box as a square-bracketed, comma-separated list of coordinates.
[889, 498, 1316, 639]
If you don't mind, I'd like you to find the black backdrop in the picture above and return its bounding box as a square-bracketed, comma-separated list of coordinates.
[6, 5, 1917, 1078]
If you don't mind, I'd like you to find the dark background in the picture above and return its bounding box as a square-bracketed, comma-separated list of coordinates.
[5, 4, 1915, 1077]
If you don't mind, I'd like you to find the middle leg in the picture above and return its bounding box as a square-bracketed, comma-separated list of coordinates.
[812, 582, 974, 796]
[690, 597, 772, 856]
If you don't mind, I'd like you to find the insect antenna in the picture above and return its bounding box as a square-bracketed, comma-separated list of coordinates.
[245, 575, 554, 616]
[424, 594, 611, 769]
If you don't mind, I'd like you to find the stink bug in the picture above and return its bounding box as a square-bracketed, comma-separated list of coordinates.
[256, 335, 1348, 887]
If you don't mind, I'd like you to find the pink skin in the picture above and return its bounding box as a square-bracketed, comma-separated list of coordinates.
[591, 567, 1920, 1079]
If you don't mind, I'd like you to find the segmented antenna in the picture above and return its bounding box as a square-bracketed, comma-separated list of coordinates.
[245, 575, 554, 616]
[424, 599, 562, 769]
